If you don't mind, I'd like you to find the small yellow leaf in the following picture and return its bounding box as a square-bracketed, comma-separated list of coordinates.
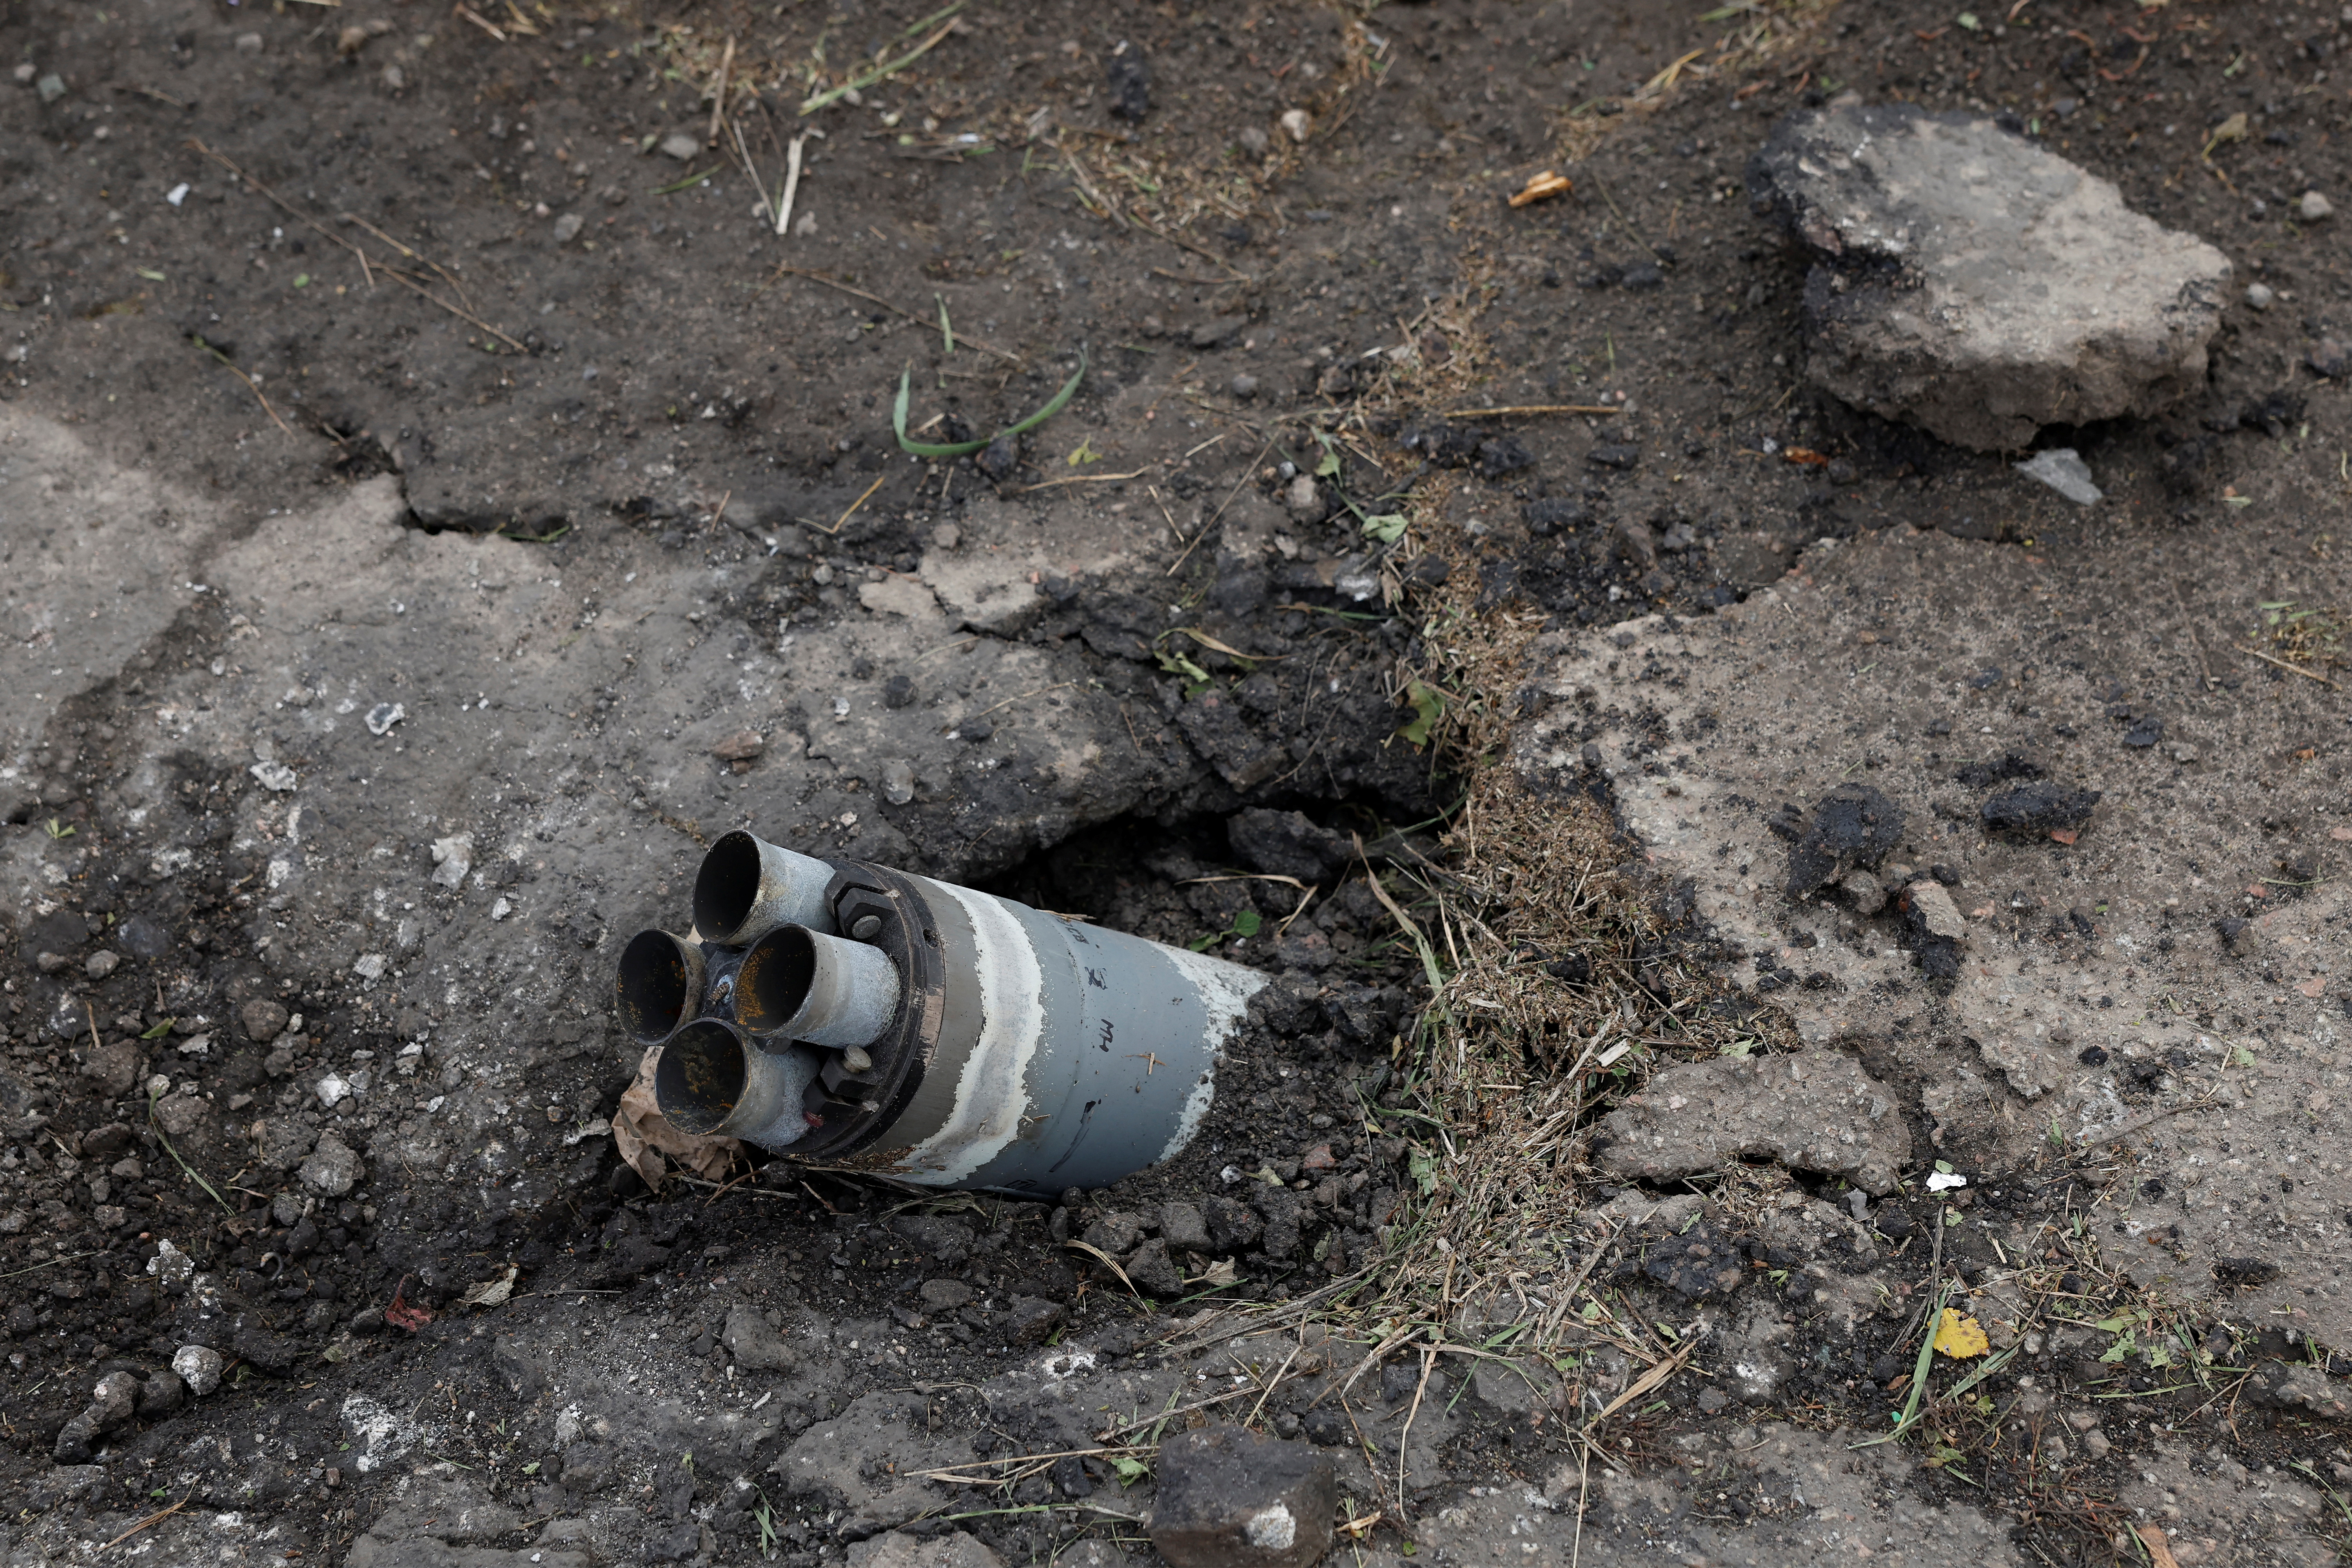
[1932, 1307, 1990, 1359]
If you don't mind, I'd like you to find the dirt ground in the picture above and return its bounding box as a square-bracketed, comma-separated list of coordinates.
[3, 0, 2351, 1566]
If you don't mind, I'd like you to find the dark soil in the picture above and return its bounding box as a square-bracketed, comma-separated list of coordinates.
[5, 0, 2351, 1564]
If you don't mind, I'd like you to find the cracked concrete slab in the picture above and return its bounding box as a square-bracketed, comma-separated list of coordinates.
[1515, 523, 2352, 1343]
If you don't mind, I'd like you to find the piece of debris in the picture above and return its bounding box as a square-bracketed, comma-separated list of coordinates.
[1639, 1217, 1751, 1299]
[172, 1345, 224, 1396]
[610, 1046, 743, 1188]
[1105, 48, 1150, 122]
[1784, 783, 1906, 897]
[1592, 1052, 1911, 1195]
[1748, 105, 2231, 450]
[457, 1265, 519, 1310]
[710, 728, 765, 762]
[1278, 108, 1309, 144]
[365, 701, 405, 737]
[385, 1276, 434, 1333]
[1151, 1425, 1338, 1568]
[1932, 1307, 1990, 1358]
[1980, 780, 2101, 835]
[1508, 170, 1572, 208]
[1898, 880, 1970, 979]
[2014, 448, 2103, 506]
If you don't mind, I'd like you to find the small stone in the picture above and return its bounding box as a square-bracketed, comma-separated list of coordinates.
[2080, 1428, 2110, 1460]
[552, 212, 584, 243]
[1282, 474, 1325, 522]
[429, 834, 473, 889]
[881, 759, 916, 807]
[83, 950, 120, 980]
[51, 1413, 102, 1464]
[719, 1303, 794, 1370]
[89, 1370, 139, 1427]
[138, 1369, 187, 1416]
[316, 1073, 354, 1110]
[1238, 126, 1269, 156]
[2245, 282, 2276, 311]
[710, 728, 764, 762]
[1082, 1212, 1147, 1254]
[1151, 1425, 1338, 1568]
[1230, 373, 1259, 399]
[365, 702, 405, 737]
[1190, 315, 1249, 350]
[299, 1133, 363, 1196]
[1001, 1296, 1065, 1345]
[34, 951, 70, 974]
[81, 1041, 139, 1098]
[2300, 191, 2334, 223]
[173, 1345, 225, 1396]
[2165, 742, 2199, 764]
[242, 999, 290, 1043]
[659, 131, 700, 161]
[918, 1279, 975, 1312]
[1122, 1238, 1185, 1297]
[929, 523, 961, 551]
[1904, 880, 1969, 941]
[1159, 1201, 1211, 1252]
[1840, 870, 1886, 916]
[234, 32, 262, 53]
[883, 674, 917, 709]
[1278, 109, 1309, 144]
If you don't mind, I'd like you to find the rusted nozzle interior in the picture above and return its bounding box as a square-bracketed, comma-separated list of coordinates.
[615, 929, 705, 1046]
[738, 924, 900, 1047]
[653, 1017, 822, 1147]
[694, 830, 836, 945]
[653, 1019, 751, 1136]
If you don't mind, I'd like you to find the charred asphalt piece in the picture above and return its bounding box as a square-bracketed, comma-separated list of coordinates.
[619, 830, 1267, 1193]
[1980, 780, 2102, 835]
[1779, 784, 1906, 897]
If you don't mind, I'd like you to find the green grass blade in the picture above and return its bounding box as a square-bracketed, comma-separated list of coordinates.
[893, 350, 1087, 459]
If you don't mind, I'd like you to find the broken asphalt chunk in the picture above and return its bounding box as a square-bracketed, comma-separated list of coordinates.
[1748, 104, 2231, 450]
[1784, 783, 1906, 897]
[1980, 780, 2102, 835]
[1592, 1052, 1911, 1196]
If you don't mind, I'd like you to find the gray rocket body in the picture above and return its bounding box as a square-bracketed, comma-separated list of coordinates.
[616, 831, 1267, 1194]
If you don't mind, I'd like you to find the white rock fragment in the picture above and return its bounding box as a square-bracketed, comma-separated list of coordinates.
[172, 1345, 225, 1396]
[1926, 1171, 1969, 1192]
[2013, 448, 2102, 507]
[316, 1073, 354, 1109]
[166, 182, 189, 207]
[429, 834, 473, 888]
[365, 702, 406, 737]
[2300, 190, 2334, 223]
[248, 760, 299, 793]
[1905, 880, 1971, 941]
[352, 952, 387, 982]
[1279, 109, 1309, 143]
